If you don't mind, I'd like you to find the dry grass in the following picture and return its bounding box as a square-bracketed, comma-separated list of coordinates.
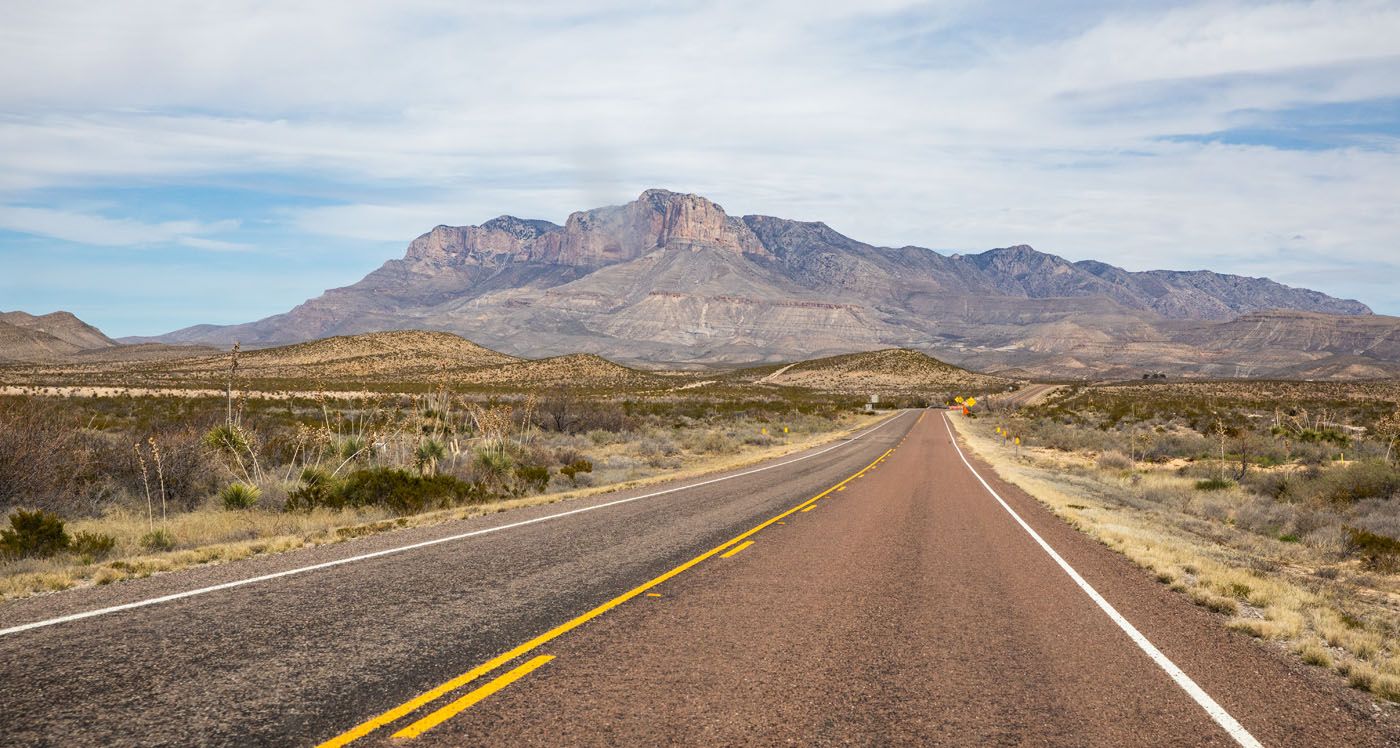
[0, 410, 895, 601]
[951, 415, 1400, 704]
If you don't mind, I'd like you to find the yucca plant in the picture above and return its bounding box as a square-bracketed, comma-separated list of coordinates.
[220, 482, 261, 510]
[415, 438, 447, 477]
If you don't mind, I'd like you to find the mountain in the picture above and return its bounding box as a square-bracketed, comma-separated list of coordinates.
[0, 310, 218, 364]
[133, 189, 1392, 379]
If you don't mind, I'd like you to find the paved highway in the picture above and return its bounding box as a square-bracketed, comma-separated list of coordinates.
[0, 410, 1392, 746]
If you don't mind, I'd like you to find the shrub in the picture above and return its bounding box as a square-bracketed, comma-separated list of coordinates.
[690, 431, 739, 455]
[335, 468, 485, 514]
[286, 468, 336, 511]
[1195, 478, 1234, 492]
[560, 459, 593, 487]
[0, 509, 70, 559]
[220, 482, 261, 510]
[70, 530, 117, 560]
[1096, 451, 1134, 470]
[1344, 526, 1400, 572]
[513, 464, 550, 494]
[140, 528, 176, 552]
[1309, 462, 1400, 505]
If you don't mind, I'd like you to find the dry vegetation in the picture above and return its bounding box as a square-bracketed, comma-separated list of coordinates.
[0, 371, 881, 600]
[956, 379, 1400, 703]
[0, 332, 1004, 601]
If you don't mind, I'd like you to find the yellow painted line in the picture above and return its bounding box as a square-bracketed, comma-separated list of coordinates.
[836, 486, 845, 492]
[720, 540, 754, 558]
[645, 593, 662, 597]
[318, 445, 896, 747]
[800, 505, 817, 513]
[392, 655, 555, 739]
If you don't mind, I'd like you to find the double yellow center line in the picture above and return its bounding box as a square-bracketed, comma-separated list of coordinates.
[319, 445, 897, 746]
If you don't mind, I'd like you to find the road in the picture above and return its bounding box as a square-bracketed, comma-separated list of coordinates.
[0, 410, 1393, 746]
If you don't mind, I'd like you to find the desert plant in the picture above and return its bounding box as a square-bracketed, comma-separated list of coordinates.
[334, 467, 484, 514]
[220, 482, 261, 510]
[148, 435, 168, 525]
[1345, 526, 1400, 572]
[140, 528, 176, 552]
[414, 438, 447, 477]
[1096, 451, 1134, 471]
[70, 530, 117, 560]
[286, 467, 336, 511]
[1195, 478, 1234, 492]
[560, 459, 593, 487]
[513, 464, 550, 494]
[0, 509, 70, 559]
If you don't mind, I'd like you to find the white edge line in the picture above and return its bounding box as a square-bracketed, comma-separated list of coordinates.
[0, 411, 911, 638]
[940, 412, 1263, 748]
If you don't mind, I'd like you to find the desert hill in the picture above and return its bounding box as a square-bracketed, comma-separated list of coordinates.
[127, 189, 1390, 379]
[0, 310, 219, 364]
[730, 348, 1009, 396]
[0, 330, 668, 391]
[0, 310, 117, 362]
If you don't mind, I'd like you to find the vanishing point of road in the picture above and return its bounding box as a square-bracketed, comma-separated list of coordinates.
[0, 410, 1393, 746]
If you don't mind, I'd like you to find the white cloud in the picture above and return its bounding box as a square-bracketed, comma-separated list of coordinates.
[1, 0, 1398, 314]
[0, 204, 240, 248]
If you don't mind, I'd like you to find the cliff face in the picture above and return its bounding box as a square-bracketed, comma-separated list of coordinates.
[136, 189, 1393, 379]
[401, 189, 766, 270]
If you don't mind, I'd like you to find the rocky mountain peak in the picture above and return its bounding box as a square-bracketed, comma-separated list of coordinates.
[479, 215, 561, 240]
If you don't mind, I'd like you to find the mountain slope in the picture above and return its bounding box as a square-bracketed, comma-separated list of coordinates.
[133, 189, 1387, 379]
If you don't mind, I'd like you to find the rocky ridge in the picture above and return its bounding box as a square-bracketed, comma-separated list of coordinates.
[125, 189, 1392, 379]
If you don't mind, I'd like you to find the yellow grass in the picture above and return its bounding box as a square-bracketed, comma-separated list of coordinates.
[950, 415, 1400, 703]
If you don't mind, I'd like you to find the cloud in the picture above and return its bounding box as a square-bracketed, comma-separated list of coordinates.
[0, 204, 240, 248]
[1, 0, 1398, 328]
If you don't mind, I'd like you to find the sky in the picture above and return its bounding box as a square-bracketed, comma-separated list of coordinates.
[2, 0, 1399, 337]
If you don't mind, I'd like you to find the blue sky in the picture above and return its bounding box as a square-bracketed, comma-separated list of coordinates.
[2, 0, 1399, 337]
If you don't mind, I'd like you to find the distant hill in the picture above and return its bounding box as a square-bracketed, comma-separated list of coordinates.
[0, 310, 220, 364]
[126, 188, 1390, 379]
[0, 310, 114, 350]
[729, 348, 1010, 396]
[0, 310, 115, 363]
[0, 330, 666, 391]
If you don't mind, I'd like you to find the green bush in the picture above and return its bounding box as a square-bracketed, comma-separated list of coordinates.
[140, 528, 175, 552]
[286, 468, 336, 511]
[1195, 478, 1235, 492]
[220, 482, 261, 510]
[513, 464, 550, 494]
[0, 509, 70, 559]
[335, 468, 485, 514]
[70, 530, 117, 560]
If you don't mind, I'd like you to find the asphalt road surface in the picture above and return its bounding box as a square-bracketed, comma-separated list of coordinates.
[1, 410, 1394, 746]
